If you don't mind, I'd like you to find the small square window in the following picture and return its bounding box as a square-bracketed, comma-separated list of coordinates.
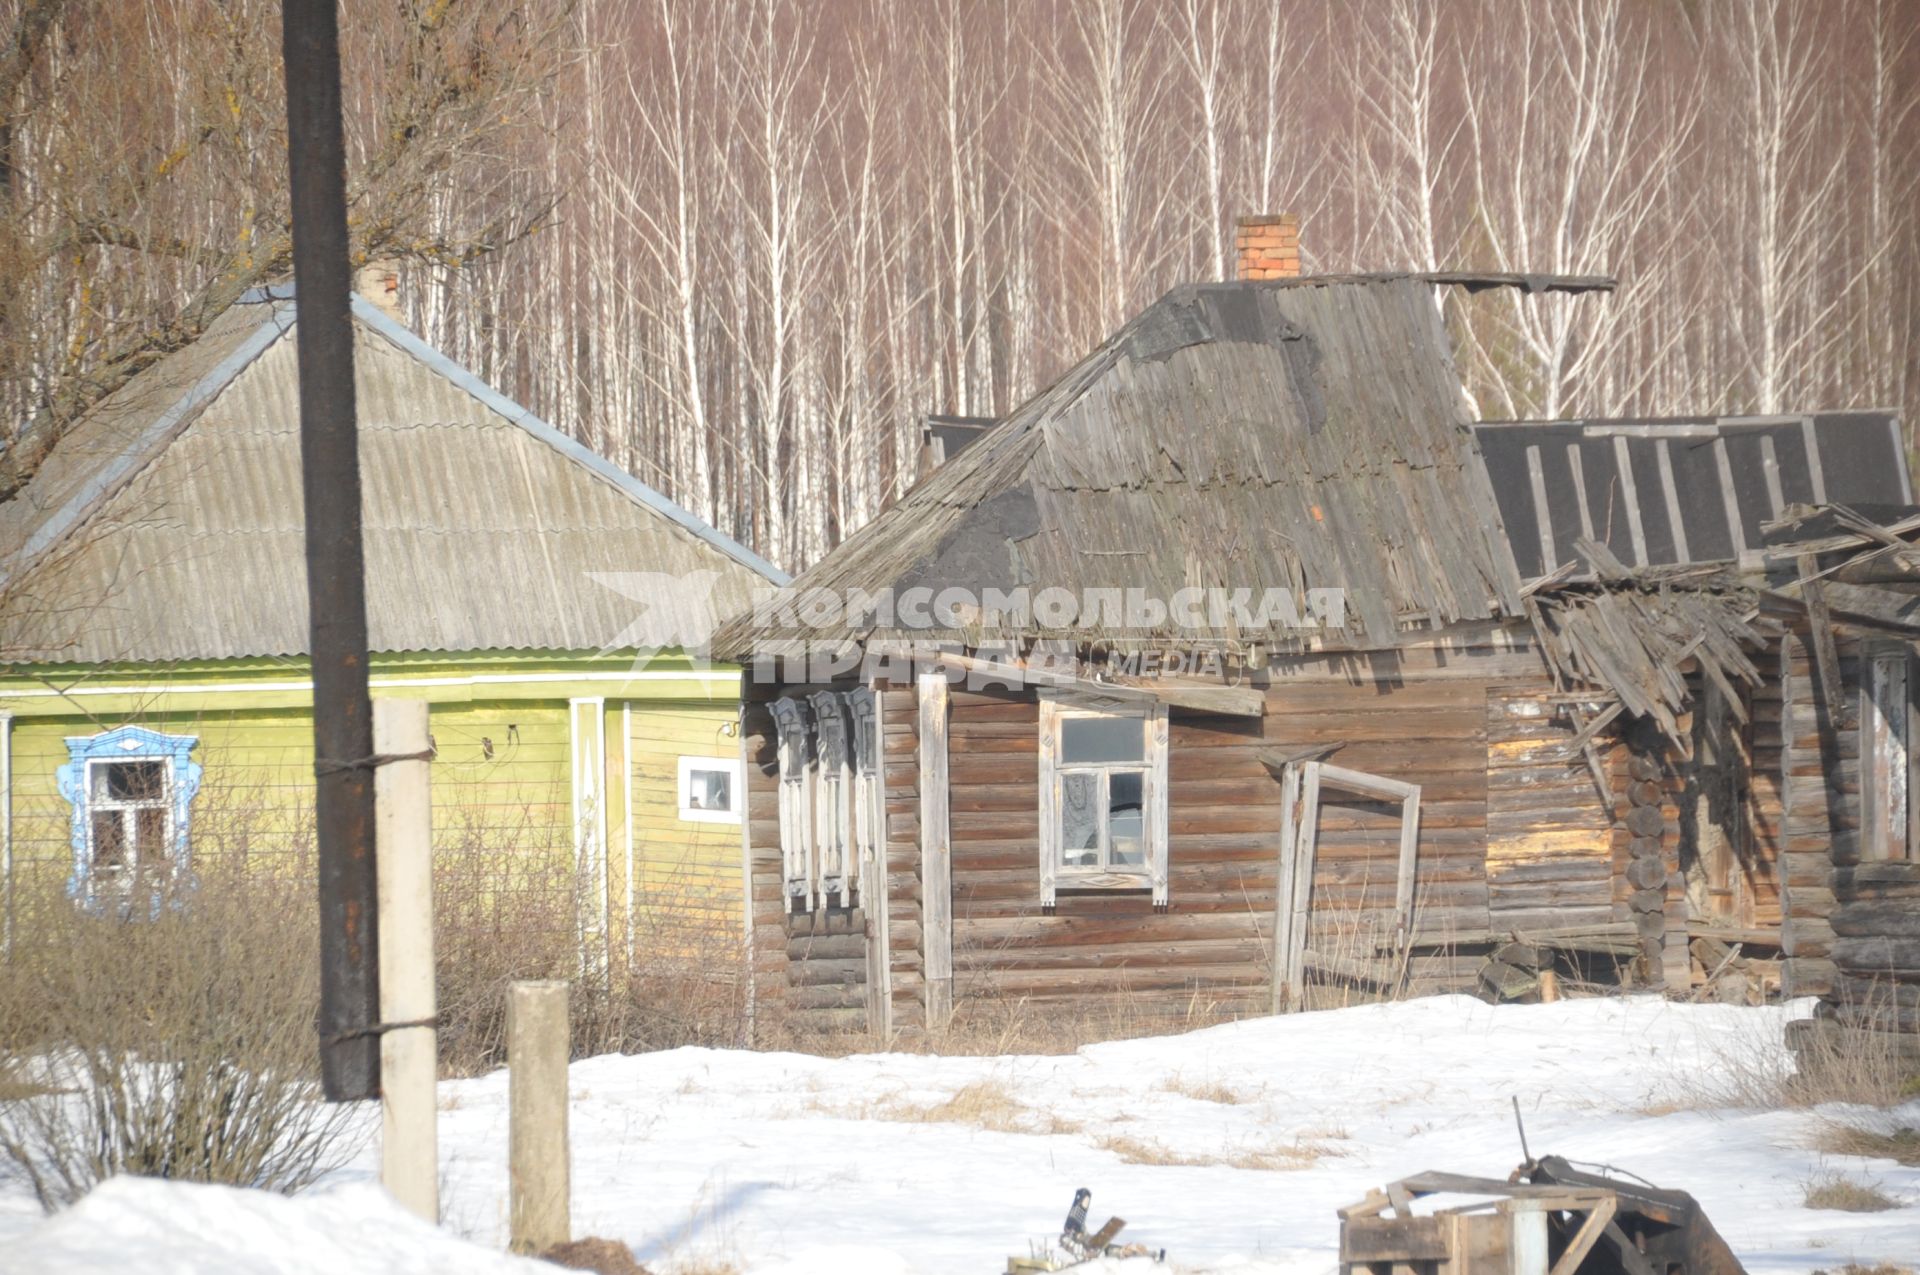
[678, 755, 742, 824]
[1039, 699, 1169, 906]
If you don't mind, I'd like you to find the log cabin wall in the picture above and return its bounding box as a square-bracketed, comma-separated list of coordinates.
[742, 627, 1774, 1035]
[1747, 643, 1789, 929]
[929, 632, 1636, 1022]
[1778, 625, 1862, 999]
[1485, 690, 1622, 936]
[1782, 622, 1920, 1038]
[1830, 857, 1920, 1035]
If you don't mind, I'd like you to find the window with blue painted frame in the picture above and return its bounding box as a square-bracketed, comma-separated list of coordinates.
[56, 726, 203, 907]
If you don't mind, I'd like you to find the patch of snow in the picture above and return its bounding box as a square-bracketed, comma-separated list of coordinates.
[4, 995, 1917, 1273]
[3, 1176, 548, 1274]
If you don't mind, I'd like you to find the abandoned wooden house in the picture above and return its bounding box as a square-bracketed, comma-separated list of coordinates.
[711, 214, 1916, 1043]
[0, 281, 785, 966]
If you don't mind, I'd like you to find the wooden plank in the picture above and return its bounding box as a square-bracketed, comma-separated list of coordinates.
[865, 680, 893, 1036]
[1712, 436, 1747, 556]
[1394, 782, 1423, 958]
[1612, 434, 1648, 566]
[1655, 438, 1691, 563]
[1527, 443, 1557, 574]
[1602, 1220, 1659, 1275]
[1341, 1216, 1448, 1262]
[1269, 761, 1302, 1015]
[918, 672, 953, 1029]
[1317, 762, 1421, 802]
[1548, 1197, 1617, 1275]
[1286, 762, 1323, 1005]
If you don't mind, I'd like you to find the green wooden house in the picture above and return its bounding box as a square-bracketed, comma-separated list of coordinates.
[0, 285, 785, 964]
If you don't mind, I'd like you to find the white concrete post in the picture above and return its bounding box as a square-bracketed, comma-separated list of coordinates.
[375, 698, 438, 1222]
[509, 979, 571, 1254]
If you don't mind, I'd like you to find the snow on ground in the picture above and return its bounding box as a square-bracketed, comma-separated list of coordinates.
[5, 1177, 549, 1274]
[4, 995, 1918, 1274]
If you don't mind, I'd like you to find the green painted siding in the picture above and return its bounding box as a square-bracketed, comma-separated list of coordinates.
[627, 701, 743, 945]
[2, 653, 746, 956]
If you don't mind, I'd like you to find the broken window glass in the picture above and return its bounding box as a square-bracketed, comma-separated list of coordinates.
[1061, 771, 1100, 867]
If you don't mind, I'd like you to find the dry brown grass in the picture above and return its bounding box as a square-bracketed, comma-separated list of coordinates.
[1816, 1123, 1920, 1166]
[1095, 1132, 1347, 1170]
[1802, 1170, 1901, 1213]
[1657, 1009, 1920, 1112]
[1159, 1075, 1252, 1104]
[824, 1079, 1081, 1136]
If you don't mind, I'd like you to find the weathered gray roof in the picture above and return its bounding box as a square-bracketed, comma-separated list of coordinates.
[1476, 413, 1911, 579]
[714, 276, 1524, 656]
[0, 290, 785, 664]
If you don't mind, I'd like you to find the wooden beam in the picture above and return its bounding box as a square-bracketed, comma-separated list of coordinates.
[1601, 1220, 1659, 1275]
[1799, 554, 1843, 710]
[1393, 781, 1423, 960]
[868, 642, 1264, 716]
[1269, 761, 1303, 1015]
[917, 672, 953, 1030]
[1316, 762, 1420, 802]
[1547, 1197, 1618, 1275]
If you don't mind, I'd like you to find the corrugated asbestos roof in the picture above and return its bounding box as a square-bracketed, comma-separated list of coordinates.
[1475, 414, 1912, 579]
[0, 292, 785, 664]
[713, 276, 1525, 657]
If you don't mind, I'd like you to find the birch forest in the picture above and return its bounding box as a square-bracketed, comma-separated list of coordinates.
[3, 0, 1917, 575]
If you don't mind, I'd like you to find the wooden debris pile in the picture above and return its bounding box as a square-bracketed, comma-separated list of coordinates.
[1527, 546, 1769, 747]
[1340, 1154, 1747, 1275]
[1478, 939, 1553, 1003]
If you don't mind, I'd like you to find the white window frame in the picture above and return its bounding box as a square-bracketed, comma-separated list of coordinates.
[1861, 644, 1915, 861]
[1038, 696, 1170, 907]
[85, 755, 173, 878]
[678, 754, 743, 825]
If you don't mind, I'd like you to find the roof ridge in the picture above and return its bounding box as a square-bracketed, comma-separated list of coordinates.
[0, 300, 295, 591]
[347, 297, 788, 585]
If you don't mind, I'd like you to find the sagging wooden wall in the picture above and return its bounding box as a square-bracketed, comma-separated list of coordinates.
[744, 626, 1822, 1035]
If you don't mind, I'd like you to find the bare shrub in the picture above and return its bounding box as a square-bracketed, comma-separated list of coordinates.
[0, 864, 362, 1211]
[432, 816, 749, 1077]
[1802, 1169, 1901, 1213]
[1659, 1008, 1917, 1112]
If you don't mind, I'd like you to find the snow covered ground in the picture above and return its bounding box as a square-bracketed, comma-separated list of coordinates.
[4, 995, 1918, 1274]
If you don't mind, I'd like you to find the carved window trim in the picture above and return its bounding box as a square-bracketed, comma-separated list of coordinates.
[56, 725, 202, 910]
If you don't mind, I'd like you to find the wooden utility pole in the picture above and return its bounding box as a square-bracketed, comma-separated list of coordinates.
[282, 0, 380, 1100]
[508, 980, 571, 1254]
[375, 698, 437, 1221]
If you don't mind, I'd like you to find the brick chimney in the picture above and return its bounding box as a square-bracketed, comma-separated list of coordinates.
[1234, 214, 1300, 280]
[354, 260, 402, 319]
